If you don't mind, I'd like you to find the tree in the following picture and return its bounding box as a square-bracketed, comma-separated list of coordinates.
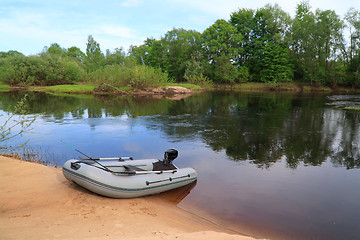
[47, 43, 65, 56]
[85, 35, 104, 71]
[0, 50, 24, 58]
[229, 8, 255, 65]
[259, 42, 293, 83]
[202, 19, 243, 83]
[161, 28, 203, 81]
[344, 8, 360, 86]
[212, 53, 239, 84]
[344, 8, 360, 61]
[104, 48, 126, 66]
[314, 9, 344, 85]
[290, 2, 317, 83]
[129, 29, 203, 82]
[230, 4, 292, 82]
[142, 37, 166, 69]
[202, 19, 243, 64]
[291, 2, 345, 85]
[66, 46, 86, 63]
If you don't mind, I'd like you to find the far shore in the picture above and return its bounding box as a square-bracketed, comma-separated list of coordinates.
[1, 82, 359, 97]
[0, 156, 261, 240]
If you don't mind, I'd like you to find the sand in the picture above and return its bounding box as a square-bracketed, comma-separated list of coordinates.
[0, 156, 260, 240]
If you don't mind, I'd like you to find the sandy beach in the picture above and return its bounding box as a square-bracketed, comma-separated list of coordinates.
[0, 156, 259, 240]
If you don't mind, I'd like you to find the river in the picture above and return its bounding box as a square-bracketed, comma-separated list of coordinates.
[1, 91, 359, 240]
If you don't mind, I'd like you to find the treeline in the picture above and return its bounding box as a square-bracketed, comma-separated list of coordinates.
[1, 1, 360, 88]
[0, 37, 169, 88]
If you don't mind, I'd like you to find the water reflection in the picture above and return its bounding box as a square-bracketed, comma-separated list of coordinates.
[1, 91, 359, 169]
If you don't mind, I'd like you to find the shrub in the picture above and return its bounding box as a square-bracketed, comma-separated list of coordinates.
[0, 55, 84, 86]
[184, 73, 212, 86]
[86, 64, 169, 89]
[128, 65, 169, 88]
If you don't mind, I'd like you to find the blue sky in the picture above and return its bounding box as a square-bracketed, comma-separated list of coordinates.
[0, 0, 358, 55]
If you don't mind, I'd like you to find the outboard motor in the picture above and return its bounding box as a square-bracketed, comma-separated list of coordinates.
[163, 149, 178, 165]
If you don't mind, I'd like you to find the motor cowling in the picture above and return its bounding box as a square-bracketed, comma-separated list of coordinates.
[163, 149, 178, 164]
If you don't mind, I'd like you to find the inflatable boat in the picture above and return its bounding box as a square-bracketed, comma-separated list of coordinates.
[62, 149, 197, 198]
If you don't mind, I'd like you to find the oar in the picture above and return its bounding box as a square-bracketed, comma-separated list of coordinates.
[112, 169, 178, 175]
[61, 140, 114, 173]
[79, 156, 133, 161]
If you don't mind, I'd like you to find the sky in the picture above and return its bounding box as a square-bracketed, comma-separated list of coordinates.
[0, 0, 358, 56]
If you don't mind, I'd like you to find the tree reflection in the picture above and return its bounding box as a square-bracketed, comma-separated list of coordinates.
[1, 91, 359, 169]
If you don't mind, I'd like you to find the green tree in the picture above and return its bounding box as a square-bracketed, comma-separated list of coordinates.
[230, 4, 292, 82]
[128, 44, 149, 65]
[212, 53, 239, 84]
[229, 8, 255, 65]
[259, 42, 293, 83]
[104, 48, 126, 66]
[314, 9, 344, 85]
[344, 8, 360, 86]
[46, 43, 65, 56]
[85, 35, 104, 72]
[202, 19, 243, 83]
[140, 37, 166, 69]
[202, 19, 243, 64]
[161, 28, 203, 81]
[66, 46, 86, 63]
[129, 29, 203, 82]
[0, 50, 24, 58]
[291, 2, 344, 85]
[291, 2, 317, 83]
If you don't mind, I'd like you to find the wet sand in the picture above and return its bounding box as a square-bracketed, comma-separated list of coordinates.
[0, 156, 260, 240]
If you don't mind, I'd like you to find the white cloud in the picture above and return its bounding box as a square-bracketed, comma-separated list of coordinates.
[98, 25, 137, 39]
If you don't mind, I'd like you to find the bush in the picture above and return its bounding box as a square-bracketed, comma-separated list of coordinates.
[0, 55, 84, 86]
[128, 65, 169, 88]
[184, 73, 212, 86]
[86, 64, 169, 89]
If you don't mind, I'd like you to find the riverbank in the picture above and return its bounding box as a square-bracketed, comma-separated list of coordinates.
[1, 82, 359, 96]
[0, 156, 259, 240]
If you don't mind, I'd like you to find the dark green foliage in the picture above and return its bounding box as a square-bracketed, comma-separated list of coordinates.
[259, 42, 293, 83]
[230, 4, 293, 83]
[129, 29, 203, 82]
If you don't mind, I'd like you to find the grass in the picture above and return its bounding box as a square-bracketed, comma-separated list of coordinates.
[344, 106, 360, 111]
[164, 82, 202, 89]
[232, 82, 335, 93]
[0, 82, 10, 91]
[30, 84, 96, 94]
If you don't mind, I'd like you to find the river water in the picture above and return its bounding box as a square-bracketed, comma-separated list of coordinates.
[1, 91, 360, 240]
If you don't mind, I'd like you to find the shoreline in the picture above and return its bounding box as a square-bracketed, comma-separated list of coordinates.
[0, 156, 260, 240]
[1, 82, 360, 96]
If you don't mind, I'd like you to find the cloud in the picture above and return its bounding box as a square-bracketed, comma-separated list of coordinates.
[98, 25, 138, 39]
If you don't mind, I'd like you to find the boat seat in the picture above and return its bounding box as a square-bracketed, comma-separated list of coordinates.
[123, 165, 145, 171]
[152, 161, 177, 171]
